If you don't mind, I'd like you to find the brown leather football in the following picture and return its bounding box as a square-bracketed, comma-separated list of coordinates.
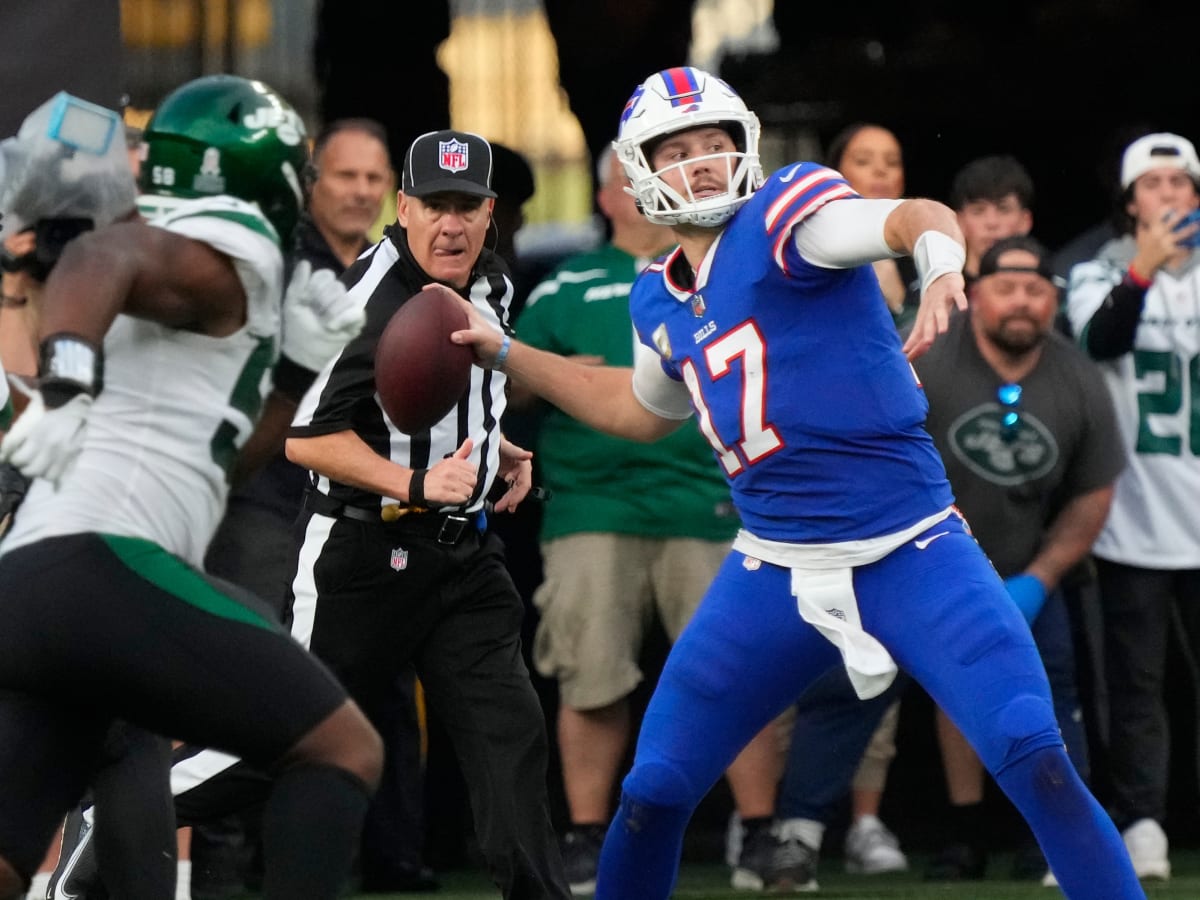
[374, 288, 473, 433]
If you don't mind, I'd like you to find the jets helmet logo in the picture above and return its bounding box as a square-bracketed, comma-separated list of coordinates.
[241, 105, 304, 146]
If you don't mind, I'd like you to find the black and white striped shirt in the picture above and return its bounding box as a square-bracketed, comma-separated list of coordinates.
[291, 225, 513, 513]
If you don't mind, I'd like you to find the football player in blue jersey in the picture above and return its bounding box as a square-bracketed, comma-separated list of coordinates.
[448, 67, 1145, 900]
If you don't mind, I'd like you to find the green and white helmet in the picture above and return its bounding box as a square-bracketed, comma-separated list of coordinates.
[139, 74, 308, 245]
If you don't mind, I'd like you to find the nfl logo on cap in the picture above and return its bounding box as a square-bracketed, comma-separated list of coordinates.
[439, 139, 469, 173]
[403, 129, 496, 198]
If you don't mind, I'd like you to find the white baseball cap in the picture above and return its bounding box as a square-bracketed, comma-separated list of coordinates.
[1120, 132, 1200, 189]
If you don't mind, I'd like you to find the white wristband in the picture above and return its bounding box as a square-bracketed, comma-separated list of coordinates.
[912, 231, 965, 296]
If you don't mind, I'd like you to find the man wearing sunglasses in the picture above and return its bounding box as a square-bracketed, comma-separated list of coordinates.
[914, 234, 1125, 881]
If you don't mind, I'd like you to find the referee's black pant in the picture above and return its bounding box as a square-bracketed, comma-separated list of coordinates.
[291, 505, 570, 900]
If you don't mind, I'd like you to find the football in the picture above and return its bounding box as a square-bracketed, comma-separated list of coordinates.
[374, 288, 474, 433]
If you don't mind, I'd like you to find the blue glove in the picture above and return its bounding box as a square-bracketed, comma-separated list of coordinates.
[1004, 573, 1047, 624]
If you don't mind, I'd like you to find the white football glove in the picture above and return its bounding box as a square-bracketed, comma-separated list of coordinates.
[281, 260, 366, 372]
[0, 390, 92, 486]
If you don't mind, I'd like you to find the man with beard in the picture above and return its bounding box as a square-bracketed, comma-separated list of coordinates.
[767, 234, 1126, 887]
[914, 234, 1125, 881]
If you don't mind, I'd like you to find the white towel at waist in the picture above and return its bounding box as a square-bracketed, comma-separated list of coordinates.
[733, 506, 956, 699]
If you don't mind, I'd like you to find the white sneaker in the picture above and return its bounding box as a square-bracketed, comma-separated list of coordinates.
[1122, 818, 1170, 880]
[844, 815, 908, 874]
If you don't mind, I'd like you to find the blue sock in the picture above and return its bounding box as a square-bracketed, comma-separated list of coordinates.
[996, 746, 1144, 899]
[595, 791, 691, 900]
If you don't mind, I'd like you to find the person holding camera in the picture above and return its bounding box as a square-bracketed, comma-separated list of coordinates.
[1065, 132, 1200, 883]
[1, 149, 135, 408]
[0, 99, 142, 571]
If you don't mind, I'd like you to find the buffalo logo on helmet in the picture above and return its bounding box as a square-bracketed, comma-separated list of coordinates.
[620, 85, 646, 128]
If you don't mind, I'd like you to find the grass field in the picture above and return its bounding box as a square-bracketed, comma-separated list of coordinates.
[295, 851, 1200, 899]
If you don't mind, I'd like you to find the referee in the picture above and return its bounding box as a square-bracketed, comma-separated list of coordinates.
[287, 129, 570, 900]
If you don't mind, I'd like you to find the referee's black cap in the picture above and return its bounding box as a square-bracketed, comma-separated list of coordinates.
[402, 129, 497, 199]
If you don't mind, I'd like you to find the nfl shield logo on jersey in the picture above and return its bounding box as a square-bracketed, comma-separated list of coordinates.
[438, 139, 469, 173]
[390, 547, 409, 571]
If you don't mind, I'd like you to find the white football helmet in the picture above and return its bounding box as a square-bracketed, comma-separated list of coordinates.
[614, 66, 762, 227]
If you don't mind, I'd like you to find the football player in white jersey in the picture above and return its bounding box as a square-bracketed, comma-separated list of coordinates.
[0, 77, 377, 900]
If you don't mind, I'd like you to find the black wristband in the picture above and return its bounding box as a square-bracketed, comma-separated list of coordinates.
[272, 355, 319, 403]
[38, 333, 102, 408]
[408, 468, 428, 508]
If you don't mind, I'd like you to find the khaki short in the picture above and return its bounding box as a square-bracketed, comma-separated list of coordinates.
[532, 532, 730, 710]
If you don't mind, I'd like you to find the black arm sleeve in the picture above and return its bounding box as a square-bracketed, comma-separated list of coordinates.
[1082, 280, 1147, 360]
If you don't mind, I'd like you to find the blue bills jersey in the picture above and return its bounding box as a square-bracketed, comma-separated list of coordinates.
[630, 163, 953, 542]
